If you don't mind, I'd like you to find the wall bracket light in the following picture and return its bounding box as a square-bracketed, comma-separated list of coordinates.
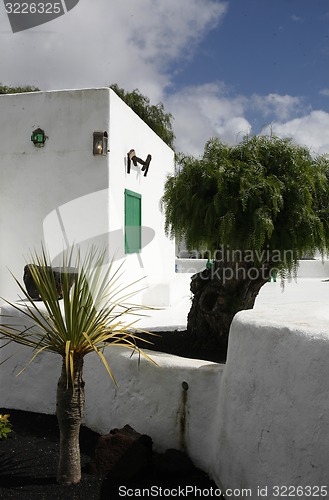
[31, 128, 47, 147]
[127, 149, 152, 176]
[93, 131, 108, 155]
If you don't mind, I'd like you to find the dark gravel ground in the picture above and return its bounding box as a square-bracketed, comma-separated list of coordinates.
[0, 409, 222, 499]
[0, 332, 224, 499]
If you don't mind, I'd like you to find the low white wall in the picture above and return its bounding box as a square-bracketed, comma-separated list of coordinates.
[0, 302, 223, 479]
[1, 301, 329, 495]
[296, 259, 329, 278]
[176, 258, 329, 278]
[175, 258, 206, 274]
[83, 348, 222, 469]
[214, 302, 329, 494]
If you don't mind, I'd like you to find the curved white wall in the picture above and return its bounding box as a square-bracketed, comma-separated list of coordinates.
[214, 302, 329, 493]
[1, 300, 329, 495]
[0, 302, 223, 479]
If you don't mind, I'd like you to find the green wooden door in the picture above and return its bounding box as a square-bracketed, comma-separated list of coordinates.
[124, 189, 142, 253]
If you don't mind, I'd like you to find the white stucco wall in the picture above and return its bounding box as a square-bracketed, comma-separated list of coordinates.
[107, 90, 176, 305]
[213, 303, 329, 494]
[3, 88, 329, 496]
[0, 88, 175, 304]
[0, 301, 223, 478]
[1, 299, 329, 495]
[0, 88, 110, 300]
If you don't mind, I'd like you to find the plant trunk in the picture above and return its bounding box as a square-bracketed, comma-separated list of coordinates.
[56, 355, 85, 485]
[187, 258, 271, 360]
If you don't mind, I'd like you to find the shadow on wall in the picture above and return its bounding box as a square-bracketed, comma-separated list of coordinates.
[43, 191, 155, 266]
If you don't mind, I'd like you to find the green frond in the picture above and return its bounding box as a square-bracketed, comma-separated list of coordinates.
[0, 245, 156, 383]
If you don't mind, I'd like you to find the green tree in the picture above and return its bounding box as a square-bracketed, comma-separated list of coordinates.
[0, 247, 154, 485]
[0, 84, 40, 94]
[110, 84, 175, 149]
[162, 135, 329, 359]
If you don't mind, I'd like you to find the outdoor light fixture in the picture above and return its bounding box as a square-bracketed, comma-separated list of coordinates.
[127, 149, 152, 176]
[93, 131, 108, 155]
[31, 128, 47, 147]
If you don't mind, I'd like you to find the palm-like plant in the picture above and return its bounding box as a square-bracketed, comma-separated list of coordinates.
[0, 246, 155, 485]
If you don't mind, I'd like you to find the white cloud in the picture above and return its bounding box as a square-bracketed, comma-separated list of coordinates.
[167, 86, 329, 158]
[291, 14, 303, 22]
[1, 1, 328, 159]
[268, 110, 329, 155]
[0, 0, 227, 101]
[166, 82, 251, 156]
[125, 0, 227, 63]
[251, 93, 303, 120]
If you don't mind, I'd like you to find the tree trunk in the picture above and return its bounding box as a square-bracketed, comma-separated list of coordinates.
[56, 355, 85, 485]
[187, 258, 272, 360]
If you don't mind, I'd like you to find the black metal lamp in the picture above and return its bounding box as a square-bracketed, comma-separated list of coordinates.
[93, 131, 108, 155]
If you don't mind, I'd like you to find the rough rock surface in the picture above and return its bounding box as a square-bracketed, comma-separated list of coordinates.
[90, 424, 153, 478]
[0, 409, 223, 499]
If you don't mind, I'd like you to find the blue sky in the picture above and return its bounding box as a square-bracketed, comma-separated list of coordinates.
[165, 0, 329, 154]
[177, 0, 328, 100]
[0, 0, 328, 156]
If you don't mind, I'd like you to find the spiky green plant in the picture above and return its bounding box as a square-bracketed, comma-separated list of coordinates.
[0, 246, 155, 485]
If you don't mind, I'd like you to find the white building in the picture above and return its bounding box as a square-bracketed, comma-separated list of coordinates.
[0, 88, 175, 304]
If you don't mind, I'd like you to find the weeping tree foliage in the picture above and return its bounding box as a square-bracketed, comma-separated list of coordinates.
[110, 84, 175, 149]
[0, 84, 40, 94]
[162, 135, 329, 358]
[0, 246, 155, 485]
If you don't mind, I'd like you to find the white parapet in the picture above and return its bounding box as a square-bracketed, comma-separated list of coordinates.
[0, 301, 223, 481]
[1, 298, 329, 492]
[214, 301, 329, 493]
[176, 257, 329, 279]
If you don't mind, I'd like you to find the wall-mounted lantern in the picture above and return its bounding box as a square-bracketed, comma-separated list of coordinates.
[127, 149, 152, 176]
[93, 131, 108, 155]
[31, 128, 47, 147]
